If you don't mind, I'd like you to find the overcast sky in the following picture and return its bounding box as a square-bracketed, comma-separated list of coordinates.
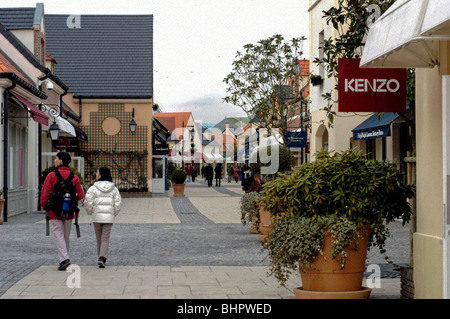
[1, 0, 311, 123]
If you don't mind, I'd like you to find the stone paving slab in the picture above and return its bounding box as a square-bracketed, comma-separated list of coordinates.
[0, 180, 407, 299]
[0, 266, 299, 299]
[0, 264, 401, 299]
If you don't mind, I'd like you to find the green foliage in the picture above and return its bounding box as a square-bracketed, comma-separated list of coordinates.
[262, 149, 414, 284]
[267, 214, 363, 285]
[170, 169, 187, 184]
[223, 34, 307, 139]
[240, 191, 265, 227]
[250, 145, 295, 180]
[311, 0, 416, 128]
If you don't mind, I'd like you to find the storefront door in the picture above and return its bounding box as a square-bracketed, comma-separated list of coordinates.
[152, 156, 166, 194]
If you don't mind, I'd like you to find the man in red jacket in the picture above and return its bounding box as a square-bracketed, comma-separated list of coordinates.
[40, 152, 85, 270]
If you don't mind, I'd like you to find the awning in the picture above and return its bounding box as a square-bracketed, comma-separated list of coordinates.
[360, 0, 450, 68]
[352, 113, 400, 140]
[42, 105, 76, 137]
[10, 92, 49, 126]
[203, 152, 223, 162]
[74, 126, 88, 142]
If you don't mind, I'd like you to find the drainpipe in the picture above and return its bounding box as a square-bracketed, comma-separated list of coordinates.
[37, 73, 50, 211]
[3, 78, 16, 222]
[78, 97, 82, 120]
[60, 89, 68, 118]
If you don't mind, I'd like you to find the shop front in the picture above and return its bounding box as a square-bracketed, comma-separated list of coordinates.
[360, 0, 450, 299]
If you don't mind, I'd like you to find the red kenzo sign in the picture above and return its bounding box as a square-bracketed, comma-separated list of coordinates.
[338, 58, 406, 113]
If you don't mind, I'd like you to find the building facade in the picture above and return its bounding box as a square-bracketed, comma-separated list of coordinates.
[45, 14, 154, 192]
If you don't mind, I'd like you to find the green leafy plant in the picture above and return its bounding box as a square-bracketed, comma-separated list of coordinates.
[171, 169, 187, 184]
[240, 191, 264, 228]
[223, 34, 307, 140]
[262, 149, 414, 285]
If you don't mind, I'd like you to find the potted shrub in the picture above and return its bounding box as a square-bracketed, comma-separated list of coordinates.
[262, 149, 414, 298]
[171, 169, 187, 197]
[240, 191, 264, 234]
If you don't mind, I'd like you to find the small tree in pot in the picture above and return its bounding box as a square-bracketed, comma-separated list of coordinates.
[239, 178, 264, 234]
[171, 169, 187, 197]
[262, 149, 414, 298]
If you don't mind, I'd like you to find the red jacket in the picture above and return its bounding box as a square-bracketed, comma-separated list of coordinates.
[40, 166, 85, 220]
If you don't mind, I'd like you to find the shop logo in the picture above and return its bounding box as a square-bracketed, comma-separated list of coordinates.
[344, 78, 401, 93]
[338, 58, 406, 113]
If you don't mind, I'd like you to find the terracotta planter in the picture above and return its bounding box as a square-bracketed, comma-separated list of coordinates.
[257, 203, 273, 242]
[249, 216, 259, 234]
[172, 183, 185, 197]
[299, 226, 371, 293]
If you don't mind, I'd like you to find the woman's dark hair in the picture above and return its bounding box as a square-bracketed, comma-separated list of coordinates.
[98, 167, 113, 182]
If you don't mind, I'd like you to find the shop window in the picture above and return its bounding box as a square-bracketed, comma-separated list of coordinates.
[366, 138, 376, 160]
[8, 123, 27, 189]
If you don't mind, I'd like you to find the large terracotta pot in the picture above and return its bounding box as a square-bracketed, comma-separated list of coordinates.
[173, 183, 185, 197]
[257, 203, 273, 242]
[299, 226, 371, 293]
[249, 216, 259, 234]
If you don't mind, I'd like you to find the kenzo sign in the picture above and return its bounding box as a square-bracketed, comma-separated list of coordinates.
[338, 58, 406, 113]
[344, 78, 400, 93]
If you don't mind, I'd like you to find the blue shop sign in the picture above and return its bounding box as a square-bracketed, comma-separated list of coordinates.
[286, 131, 307, 148]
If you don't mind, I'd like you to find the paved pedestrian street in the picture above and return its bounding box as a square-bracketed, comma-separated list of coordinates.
[0, 180, 407, 299]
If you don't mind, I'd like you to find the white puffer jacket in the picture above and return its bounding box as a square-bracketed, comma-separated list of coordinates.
[84, 181, 122, 223]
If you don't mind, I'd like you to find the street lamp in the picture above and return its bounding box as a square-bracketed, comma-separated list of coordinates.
[49, 120, 60, 141]
[130, 108, 137, 134]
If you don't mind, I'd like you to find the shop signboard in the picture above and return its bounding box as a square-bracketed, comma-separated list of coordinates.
[338, 58, 406, 113]
[286, 131, 307, 148]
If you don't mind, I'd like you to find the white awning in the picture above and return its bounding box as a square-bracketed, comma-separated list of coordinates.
[42, 105, 77, 137]
[360, 0, 450, 69]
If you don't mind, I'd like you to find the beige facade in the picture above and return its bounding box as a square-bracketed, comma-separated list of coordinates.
[309, 0, 373, 160]
[64, 95, 154, 191]
[414, 63, 448, 298]
[359, 1, 450, 299]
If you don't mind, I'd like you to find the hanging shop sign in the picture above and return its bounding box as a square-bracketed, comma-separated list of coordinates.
[338, 58, 406, 113]
[286, 131, 307, 148]
[53, 136, 71, 150]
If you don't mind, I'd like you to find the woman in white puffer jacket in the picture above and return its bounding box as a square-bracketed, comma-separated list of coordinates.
[84, 167, 122, 268]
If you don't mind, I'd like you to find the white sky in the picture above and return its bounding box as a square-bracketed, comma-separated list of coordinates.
[1, 0, 311, 123]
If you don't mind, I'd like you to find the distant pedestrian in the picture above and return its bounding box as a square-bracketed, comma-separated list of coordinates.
[204, 164, 214, 187]
[241, 163, 254, 193]
[40, 152, 85, 271]
[186, 166, 192, 182]
[215, 163, 223, 187]
[233, 166, 240, 183]
[192, 166, 198, 183]
[84, 167, 122, 268]
[227, 165, 233, 183]
[201, 166, 206, 180]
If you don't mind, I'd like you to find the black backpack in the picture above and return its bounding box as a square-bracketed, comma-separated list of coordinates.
[45, 169, 80, 237]
[46, 169, 78, 217]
